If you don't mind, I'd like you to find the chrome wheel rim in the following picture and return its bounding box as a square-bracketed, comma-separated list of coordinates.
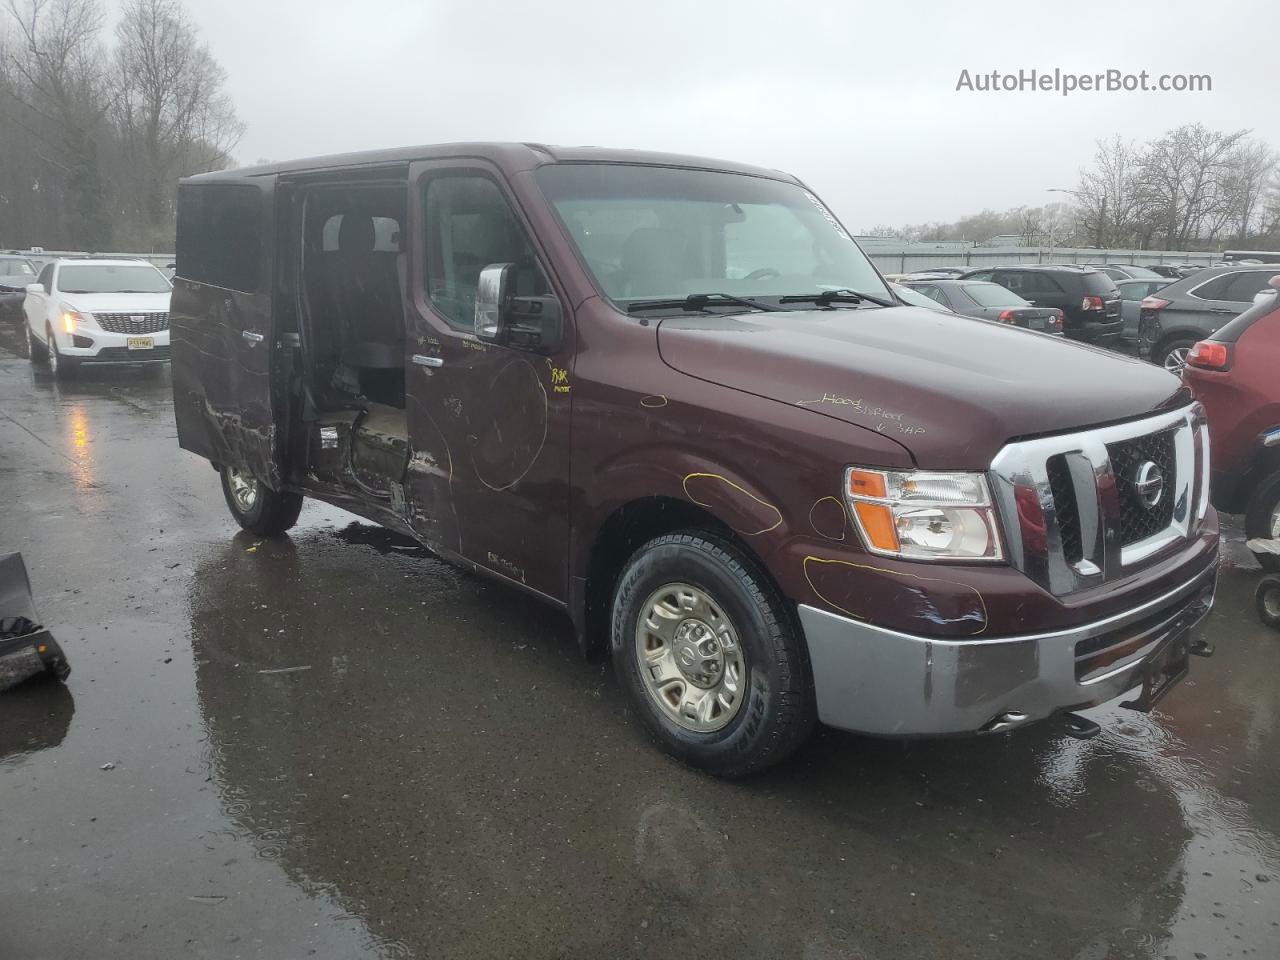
[1163, 346, 1190, 375]
[1271, 502, 1280, 539]
[226, 468, 260, 513]
[634, 582, 746, 733]
[47, 331, 58, 374]
[25, 324, 33, 358]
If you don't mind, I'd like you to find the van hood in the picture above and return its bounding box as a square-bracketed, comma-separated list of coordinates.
[656, 306, 1190, 468]
[63, 292, 172, 315]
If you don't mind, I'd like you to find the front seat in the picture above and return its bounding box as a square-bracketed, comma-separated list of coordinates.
[332, 214, 404, 371]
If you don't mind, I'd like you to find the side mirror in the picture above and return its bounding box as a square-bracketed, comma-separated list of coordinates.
[474, 262, 562, 353]
[475, 263, 514, 341]
[25, 283, 44, 295]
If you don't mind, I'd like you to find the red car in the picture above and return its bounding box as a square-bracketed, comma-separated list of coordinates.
[1183, 277, 1280, 570]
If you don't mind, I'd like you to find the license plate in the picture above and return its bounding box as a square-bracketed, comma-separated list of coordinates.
[1029, 317, 1046, 330]
[1120, 629, 1190, 713]
[127, 336, 154, 350]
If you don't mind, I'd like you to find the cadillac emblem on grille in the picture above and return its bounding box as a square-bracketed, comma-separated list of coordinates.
[1131, 460, 1165, 510]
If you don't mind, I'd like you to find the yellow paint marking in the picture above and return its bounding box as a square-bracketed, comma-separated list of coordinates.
[640, 395, 669, 408]
[682, 472, 783, 536]
[808, 496, 848, 541]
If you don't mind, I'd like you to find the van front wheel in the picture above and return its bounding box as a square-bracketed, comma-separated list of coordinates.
[610, 531, 815, 777]
[219, 466, 303, 537]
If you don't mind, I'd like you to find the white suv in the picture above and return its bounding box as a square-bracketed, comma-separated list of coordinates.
[23, 258, 173, 377]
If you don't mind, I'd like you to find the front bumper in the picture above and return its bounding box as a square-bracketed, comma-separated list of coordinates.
[53, 325, 170, 363]
[798, 558, 1217, 736]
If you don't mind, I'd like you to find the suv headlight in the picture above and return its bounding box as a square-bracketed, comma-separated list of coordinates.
[845, 467, 1003, 561]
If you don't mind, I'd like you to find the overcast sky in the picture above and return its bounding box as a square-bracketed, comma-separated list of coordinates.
[110, 0, 1277, 229]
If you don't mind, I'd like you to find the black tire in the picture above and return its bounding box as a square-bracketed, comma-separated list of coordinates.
[1153, 336, 1196, 375]
[25, 323, 47, 362]
[219, 465, 304, 537]
[610, 531, 816, 777]
[1257, 576, 1280, 631]
[1245, 469, 1280, 573]
[47, 326, 78, 379]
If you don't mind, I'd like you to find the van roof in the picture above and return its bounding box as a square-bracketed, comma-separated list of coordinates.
[183, 142, 799, 185]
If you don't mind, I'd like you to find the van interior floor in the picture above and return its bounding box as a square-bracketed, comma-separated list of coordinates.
[313, 403, 408, 497]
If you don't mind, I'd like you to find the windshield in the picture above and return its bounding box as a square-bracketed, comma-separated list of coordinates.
[535, 163, 888, 308]
[1121, 265, 1162, 278]
[58, 264, 172, 294]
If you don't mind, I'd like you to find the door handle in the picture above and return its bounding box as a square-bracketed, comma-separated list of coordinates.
[412, 354, 443, 368]
[241, 330, 265, 345]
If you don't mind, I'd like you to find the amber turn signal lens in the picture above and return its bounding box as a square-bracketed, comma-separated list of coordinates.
[848, 469, 887, 499]
[852, 502, 899, 552]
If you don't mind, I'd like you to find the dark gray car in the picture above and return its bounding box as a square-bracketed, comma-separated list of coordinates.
[1139, 264, 1280, 372]
[903, 278, 1063, 333]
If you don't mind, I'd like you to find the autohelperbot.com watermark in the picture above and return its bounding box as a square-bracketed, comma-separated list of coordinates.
[955, 68, 1211, 96]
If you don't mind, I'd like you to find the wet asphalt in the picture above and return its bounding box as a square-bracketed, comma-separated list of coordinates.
[0, 336, 1278, 960]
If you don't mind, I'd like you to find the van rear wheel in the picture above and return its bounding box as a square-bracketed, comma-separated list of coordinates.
[219, 466, 304, 537]
[610, 531, 816, 777]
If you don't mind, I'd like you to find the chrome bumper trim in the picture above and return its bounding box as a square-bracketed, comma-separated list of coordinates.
[798, 560, 1217, 736]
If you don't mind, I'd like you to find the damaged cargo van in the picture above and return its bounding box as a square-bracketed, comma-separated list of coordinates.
[172, 143, 1219, 776]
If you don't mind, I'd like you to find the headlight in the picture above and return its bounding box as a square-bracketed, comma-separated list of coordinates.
[61, 310, 85, 333]
[845, 467, 1003, 561]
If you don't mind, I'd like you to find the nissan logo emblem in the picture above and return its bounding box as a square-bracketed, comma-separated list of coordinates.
[1131, 461, 1165, 510]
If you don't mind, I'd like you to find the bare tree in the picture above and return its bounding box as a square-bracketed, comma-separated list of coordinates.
[2, 0, 110, 246]
[111, 0, 242, 244]
[1139, 123, 1249, 248]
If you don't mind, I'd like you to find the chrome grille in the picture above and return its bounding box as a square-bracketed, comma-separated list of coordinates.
[95, 312, 168, 334]
[989, 405, 1210, 597]
[1107, 428, 1177, 545]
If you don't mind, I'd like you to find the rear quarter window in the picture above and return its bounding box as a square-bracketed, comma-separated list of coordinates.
[176, 183, 263, 293]
[1080, 271, 1120, 297]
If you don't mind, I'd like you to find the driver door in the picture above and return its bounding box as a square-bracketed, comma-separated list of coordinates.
[403, 161, 574, 602]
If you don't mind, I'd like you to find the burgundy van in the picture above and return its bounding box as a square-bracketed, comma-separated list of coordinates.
[171, 144, 1219, 775]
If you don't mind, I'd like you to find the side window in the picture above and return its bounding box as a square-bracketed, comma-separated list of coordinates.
[424, 174, 549, 331]
[1222, 271, 1280, 302]
[996, 271, 1024, 293]
[37, 264, 54, 290]
[914, 284, 949, 306]
[1025, 273, 1063, 296]
[1190, 273, 1235, 300]
[176, 183, 262, 293]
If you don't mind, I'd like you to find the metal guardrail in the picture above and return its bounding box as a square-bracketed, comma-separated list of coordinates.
[859, 243, 1219, 274]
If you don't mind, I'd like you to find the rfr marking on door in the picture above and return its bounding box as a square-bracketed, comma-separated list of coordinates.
[546, 359, 570, 393]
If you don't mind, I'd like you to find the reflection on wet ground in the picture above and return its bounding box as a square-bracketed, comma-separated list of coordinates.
[0, 351, 1278, 959]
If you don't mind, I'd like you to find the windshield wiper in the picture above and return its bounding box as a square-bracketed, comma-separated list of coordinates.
[626, 293, 783, 314]
[777, 289, 894, 308]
